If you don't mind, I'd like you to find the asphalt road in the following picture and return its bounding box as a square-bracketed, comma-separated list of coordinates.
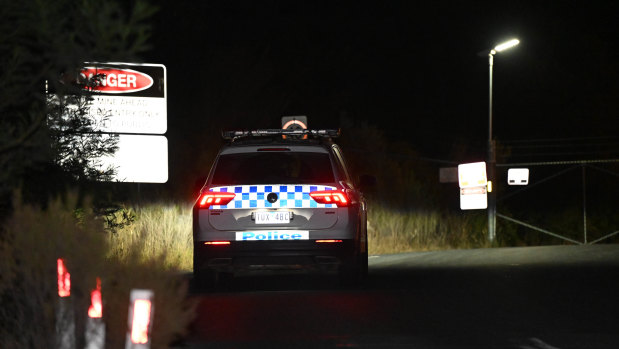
[182, 245, 619, 348]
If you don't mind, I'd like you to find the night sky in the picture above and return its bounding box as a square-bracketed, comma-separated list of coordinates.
[143, 1, 619, 190]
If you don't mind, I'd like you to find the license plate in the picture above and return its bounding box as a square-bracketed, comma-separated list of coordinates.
[254, 211, 290, 224]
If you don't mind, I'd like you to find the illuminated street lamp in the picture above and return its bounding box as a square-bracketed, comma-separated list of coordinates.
[487, 38, 519, 243]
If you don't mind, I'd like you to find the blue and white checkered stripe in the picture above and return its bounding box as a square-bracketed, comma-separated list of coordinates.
[209, 184, 337, 209]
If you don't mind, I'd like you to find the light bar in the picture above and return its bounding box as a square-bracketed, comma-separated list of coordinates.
[494, 39, 520, 52]
[315, 239, 343, 243]
[222, 128, 340, 140]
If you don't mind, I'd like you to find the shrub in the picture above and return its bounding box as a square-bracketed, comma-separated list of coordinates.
[0, 193, 195, 349]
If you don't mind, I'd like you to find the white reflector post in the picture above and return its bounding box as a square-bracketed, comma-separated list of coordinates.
[86, 278, 105, 349]
[126, 289, 155, 349]
[56, 258, 75, 349]
[57, 258, 71, 297]
[508, 168, 529, 185]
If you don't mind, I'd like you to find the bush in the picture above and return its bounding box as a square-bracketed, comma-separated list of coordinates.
[0, 193, 195, 349]
[367, 204, 489, 255]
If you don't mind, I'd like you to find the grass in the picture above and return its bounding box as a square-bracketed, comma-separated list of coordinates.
[0, 194, 195, 349]
[105, 201, 489, 269]
[107, 202, 194, 271]
[368, 205, 491, 255]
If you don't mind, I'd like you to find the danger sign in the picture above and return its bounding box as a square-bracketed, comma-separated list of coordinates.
[82, 63, 166, 134]
[80, 67, 154, 94]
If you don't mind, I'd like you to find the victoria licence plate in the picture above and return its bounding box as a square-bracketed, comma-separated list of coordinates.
[254, 211, 290, 224]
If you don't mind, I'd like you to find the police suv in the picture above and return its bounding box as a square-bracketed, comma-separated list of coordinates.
[193, 128, 368, 286]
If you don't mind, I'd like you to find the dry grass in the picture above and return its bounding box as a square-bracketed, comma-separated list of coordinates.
[108, 201, 489, 261]
[0, 194, 195, 349]
[107, 202, 194, 271]
[368, 205, 490, 255]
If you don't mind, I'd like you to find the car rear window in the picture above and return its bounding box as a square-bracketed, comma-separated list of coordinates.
[211, 152, 335, 185]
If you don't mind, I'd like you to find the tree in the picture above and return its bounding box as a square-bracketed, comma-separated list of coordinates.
[0, 0, 157, 216]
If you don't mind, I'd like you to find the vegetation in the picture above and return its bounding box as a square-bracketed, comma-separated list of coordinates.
[0, 0, 157, 216]
[0, 1, 197, 348]
[107, 203, 193, 271]
[0, 194, 195, 349]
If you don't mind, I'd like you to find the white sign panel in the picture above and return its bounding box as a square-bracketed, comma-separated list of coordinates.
[89, 95, 166, 134]
[460, 186, 488, 210]
[508, 168, 529, 185]
[95, 135, 168, 183]
[458, 162, 487, 188]
[81, 63, 166, 134]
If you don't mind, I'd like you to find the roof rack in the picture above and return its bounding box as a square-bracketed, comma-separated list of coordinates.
[221, 129, 341, 141]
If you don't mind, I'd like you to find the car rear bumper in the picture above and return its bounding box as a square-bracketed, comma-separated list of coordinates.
[194, 240, 355, 272]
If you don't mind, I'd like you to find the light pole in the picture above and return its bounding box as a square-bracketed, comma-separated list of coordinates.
[487, 38, 519, 244]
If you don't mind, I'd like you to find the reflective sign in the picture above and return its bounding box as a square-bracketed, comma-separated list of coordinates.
[458, 162, 487, 188]
[92, 134, 168, 183]
[460, 186, 488, 210]
[508, 168, 529, 185]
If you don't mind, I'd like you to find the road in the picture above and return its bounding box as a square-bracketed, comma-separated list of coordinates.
[182, 245, 619, 348]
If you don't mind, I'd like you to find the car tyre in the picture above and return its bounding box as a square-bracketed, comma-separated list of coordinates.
[194, 269, 217, 290]
[338, 251, 362, 287]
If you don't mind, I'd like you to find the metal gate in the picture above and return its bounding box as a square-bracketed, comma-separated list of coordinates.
[496, 159, 619, 245]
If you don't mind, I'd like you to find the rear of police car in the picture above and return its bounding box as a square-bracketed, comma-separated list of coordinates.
[192, 129, 368, 287]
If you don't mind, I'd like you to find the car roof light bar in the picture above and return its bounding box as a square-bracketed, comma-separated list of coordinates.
[221, 129, 341, 141]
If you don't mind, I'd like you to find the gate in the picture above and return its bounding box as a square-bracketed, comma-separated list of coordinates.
[496, 159, 619, 245]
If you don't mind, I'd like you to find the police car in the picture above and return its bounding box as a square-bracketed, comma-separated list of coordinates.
[193, 125, 368, 287]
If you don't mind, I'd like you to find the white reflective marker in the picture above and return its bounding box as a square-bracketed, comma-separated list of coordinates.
[125, 289, 154, 349]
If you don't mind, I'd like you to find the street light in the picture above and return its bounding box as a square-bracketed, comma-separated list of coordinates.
[487, 38, 519, 244]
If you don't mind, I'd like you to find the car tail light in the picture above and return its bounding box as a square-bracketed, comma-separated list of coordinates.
[315, 239, 343, 243]
[198, 192, 236, 208]
[309, 190, 349, 207]
[204, 241, 231, 245]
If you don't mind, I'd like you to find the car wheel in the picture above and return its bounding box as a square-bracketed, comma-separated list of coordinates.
[338, 250, 362, 287]
[194, 268, 217, 289]
[361, 243, 368, 279]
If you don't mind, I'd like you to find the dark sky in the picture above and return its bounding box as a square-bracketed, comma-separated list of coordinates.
[146, 0, 619, 167]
